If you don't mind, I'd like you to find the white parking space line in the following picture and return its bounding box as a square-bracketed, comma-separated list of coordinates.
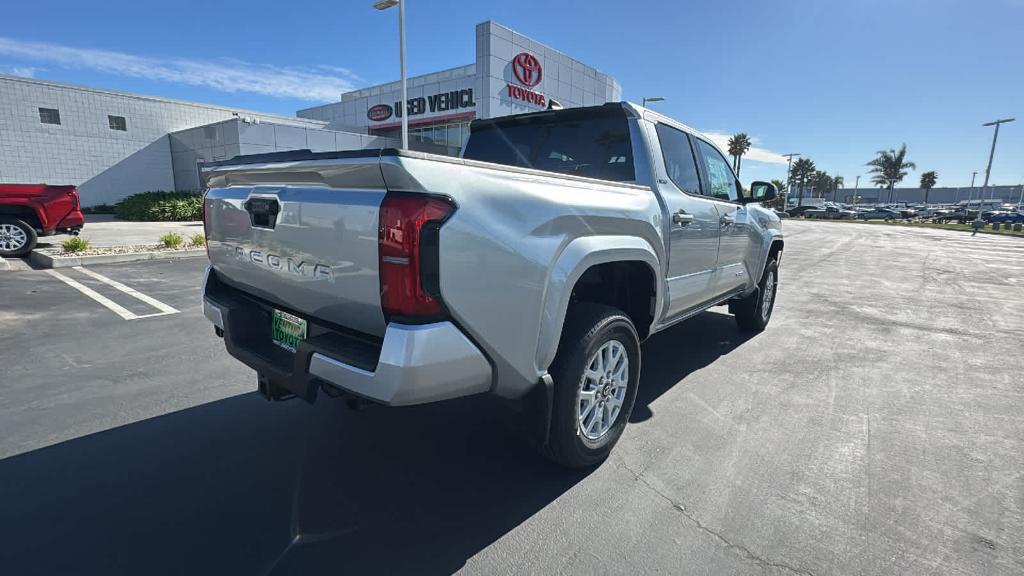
[73, 266, 180, 316]
[45, 270, 139, 321]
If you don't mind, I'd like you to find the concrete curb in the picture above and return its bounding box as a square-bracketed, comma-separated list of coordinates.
[0, 256, 9, 271]
[28, 248, 205, 269]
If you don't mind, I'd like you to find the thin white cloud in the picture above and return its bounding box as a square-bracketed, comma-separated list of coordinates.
[0, 37, 358, 101]
[701, 131, 788, 165]
[8, 65, 40, 77]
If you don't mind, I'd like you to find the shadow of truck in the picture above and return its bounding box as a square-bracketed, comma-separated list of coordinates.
[0, 310, 754, 575]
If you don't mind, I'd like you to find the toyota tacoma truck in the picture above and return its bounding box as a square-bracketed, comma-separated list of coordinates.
[0, 184, 85, 257]
[200, 103, 783, 468]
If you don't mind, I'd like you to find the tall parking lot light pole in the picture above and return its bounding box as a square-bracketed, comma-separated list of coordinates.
[374, 0, 408, 150]
[968, 171, 978, 213]
[852, 175, 860, 206]
[783, 153, 800, 208]
[981, 118, 1014, 207]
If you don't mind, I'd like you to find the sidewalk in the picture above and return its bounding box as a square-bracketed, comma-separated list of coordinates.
[38, 215, 204, 249]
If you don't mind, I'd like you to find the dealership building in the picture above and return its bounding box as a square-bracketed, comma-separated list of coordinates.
[298, 21, 621, 156]
[0, 21, 621, 206]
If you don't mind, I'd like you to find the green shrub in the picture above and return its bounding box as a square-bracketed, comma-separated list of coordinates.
[62, 237, 91, 253]
[81, 204, 116, 215]
[115, 191, 202, 222]
[160, 232, 184, 249]
[189, 234, 206, 248]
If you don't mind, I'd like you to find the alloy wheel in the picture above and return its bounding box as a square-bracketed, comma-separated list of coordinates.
[577, 339, 629, 441]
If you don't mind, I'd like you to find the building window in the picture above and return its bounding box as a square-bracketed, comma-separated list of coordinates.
[108, 115, 127, 131]
[39, 108, 61, 125]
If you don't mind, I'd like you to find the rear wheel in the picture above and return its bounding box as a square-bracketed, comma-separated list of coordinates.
[542, 304, 641, 468]
[0, 217, 37, 257]
[732, 258, 779, 332]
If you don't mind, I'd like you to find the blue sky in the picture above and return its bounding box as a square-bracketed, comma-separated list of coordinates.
[2, 0, 1022, 188]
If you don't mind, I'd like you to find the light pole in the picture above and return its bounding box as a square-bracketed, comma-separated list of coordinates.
[968, 170, 978, 213]
[642, 96, 664, 108]
[981, 118, 1014, 210]
[374, 0, 408, 150]
[783, 153, 800, 208]
[852, 175, 860, 207]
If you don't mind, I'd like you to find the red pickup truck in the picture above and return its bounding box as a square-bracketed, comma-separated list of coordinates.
[0, 184, 85, 257]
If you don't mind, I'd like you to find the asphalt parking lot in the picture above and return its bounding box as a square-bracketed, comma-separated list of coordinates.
[1, 220, 1022, 575]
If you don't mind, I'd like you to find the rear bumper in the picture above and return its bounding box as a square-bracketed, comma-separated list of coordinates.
[56, 210, 85, 231]
[202, 266, 491, 406]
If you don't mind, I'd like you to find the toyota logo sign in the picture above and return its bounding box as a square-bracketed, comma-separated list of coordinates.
[367, 103, 393, 122]
[512, 52, 542, 88]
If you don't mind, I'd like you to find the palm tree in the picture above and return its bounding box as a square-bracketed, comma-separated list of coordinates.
[812, 170, 834, 198]
[727, 133, 752, 176]
[866, 144, 916, 204]
[791, 157, 816, 206]
[919, 171, 938, 204]
[770, 179, 788, 209]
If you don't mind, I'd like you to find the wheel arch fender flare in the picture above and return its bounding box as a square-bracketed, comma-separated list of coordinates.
[535, 235, 663, 374]
[761, 231, 785, 272]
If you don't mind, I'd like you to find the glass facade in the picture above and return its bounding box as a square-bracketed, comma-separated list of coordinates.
[370, 121, 471, 156]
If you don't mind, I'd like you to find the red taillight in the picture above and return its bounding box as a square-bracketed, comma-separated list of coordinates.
[69, 188, 79, 209]
[378, 193, 455, 321]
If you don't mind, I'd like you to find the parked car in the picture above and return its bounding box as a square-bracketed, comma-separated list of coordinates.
[200, 102, 785, 468]
[988, 211, 1024, 224]
[804, 205, 857, 219]
[786, 205, 820, 217]
[0, 184, 85, 256]
[857, 207, 903, 220]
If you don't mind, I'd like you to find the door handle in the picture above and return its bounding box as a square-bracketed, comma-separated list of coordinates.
[673, 209, 694, 225]
[720, 213, 736, 226]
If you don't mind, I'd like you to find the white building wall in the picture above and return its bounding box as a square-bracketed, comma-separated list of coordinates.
[477, 21, 621, 119]
[0, 75, 328, 205]
[169, 119, 397, 190]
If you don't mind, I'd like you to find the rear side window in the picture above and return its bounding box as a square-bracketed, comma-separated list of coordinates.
[694, 139, 740, 202]
[462, 108, 635, 182]
[655, 123, 701, 196]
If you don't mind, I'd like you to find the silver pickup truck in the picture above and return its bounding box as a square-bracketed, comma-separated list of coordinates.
[200, 103, 783, 467]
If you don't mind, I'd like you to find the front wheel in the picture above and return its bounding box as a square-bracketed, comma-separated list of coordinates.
[542, 304, 641, 468]
[732, 258, 779, 332]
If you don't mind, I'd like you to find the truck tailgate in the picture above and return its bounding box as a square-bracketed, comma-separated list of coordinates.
[203, 154, 387, 338]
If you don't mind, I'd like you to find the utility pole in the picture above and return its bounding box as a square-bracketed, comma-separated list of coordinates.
[981, 118, 1015, 212]
[783, 153, 800, 208]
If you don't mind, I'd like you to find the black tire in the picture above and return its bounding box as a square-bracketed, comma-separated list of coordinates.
[732, 258, 779, 332]
[0, 216, 38, 257]
[542, 303, 641, 468]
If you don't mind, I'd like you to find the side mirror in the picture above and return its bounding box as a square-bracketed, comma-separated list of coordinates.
[746, 181, 777, 204]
